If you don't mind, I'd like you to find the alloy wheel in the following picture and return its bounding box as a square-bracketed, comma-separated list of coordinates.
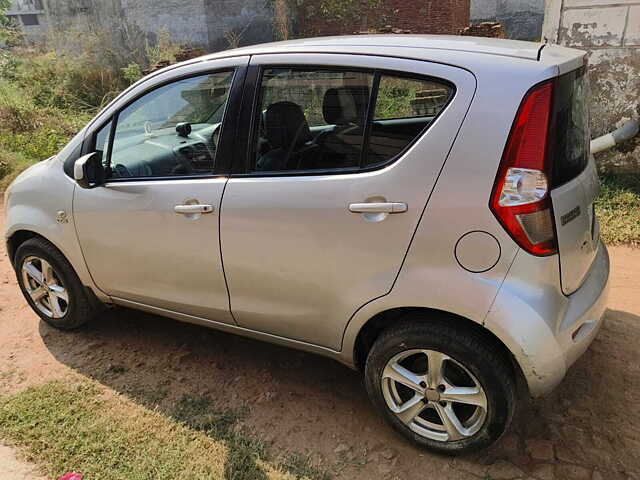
[21, 256, 69, 319]
[381, 349, 488, 442]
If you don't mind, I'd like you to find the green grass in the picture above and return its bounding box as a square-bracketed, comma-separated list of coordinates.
[0, 381, 325, 480]
[170, 394, 330, 480]
[595, 172, 640, 247]
[0, 147, 34, 191]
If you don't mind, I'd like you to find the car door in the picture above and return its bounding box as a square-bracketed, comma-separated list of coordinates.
[220, 54, 476, 349]
[73, 57, 248, 323]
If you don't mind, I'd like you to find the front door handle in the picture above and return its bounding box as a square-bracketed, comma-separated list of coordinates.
[174, 204, 214, 215]
[349, 202, 408, 214]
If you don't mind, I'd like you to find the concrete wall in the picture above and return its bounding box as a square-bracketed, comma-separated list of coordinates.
[543, 0, 640, 171]
[471, 0, 544, 40]
[16, 0, 273, 53]
[6, 0, 48, 41]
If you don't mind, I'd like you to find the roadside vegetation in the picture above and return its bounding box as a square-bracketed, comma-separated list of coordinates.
[0, 17, 185, 190]
[595, 172, 640, 247]
[0, 379, 329, 480]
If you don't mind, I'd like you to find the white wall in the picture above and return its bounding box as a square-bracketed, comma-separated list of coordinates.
[543, 0, 640, 171]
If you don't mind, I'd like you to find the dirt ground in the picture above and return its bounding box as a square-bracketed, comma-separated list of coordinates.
[1, 208, 639, 479]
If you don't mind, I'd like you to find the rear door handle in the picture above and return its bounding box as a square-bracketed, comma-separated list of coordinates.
[174, 204, 214, 214]
[348, 202, 408, 214]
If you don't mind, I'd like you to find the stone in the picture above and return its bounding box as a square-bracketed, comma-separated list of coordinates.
[487, 460, 526, 480]
[526, 439, 555, 461]
[381, 448, 396, 460]
[531, 463, 555, 480]
[378, 463, 393, 476]
[554, 464, 591, 480]
[333, 443, 349, 454]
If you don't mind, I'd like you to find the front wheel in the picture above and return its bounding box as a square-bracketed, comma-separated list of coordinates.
[364, 318, 516, 454]
[15, 237, 99, 330]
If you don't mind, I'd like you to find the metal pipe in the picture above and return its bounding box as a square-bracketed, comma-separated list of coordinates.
[591, 117, 639, 154]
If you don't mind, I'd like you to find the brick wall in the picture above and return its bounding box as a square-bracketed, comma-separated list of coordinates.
[297, 0, 470, 37]
[543, 0, 640, 171]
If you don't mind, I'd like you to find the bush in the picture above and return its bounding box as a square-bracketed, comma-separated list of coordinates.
[0, 147, 33, 191]
[0, 24, 191, 191]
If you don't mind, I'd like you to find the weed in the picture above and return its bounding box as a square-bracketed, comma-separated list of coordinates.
[171, 394, 330, 480]
[0, 380, 319, 480]
[595, 173, 640, 246]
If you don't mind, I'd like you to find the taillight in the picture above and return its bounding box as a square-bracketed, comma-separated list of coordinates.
[490, 80, 558, 256]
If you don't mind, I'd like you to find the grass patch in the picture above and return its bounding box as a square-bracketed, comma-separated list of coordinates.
[595, 172, 640, 247]
[171, 394, 330, 480]
[0, 381, 322, 480]
[0, 147, 34, 191]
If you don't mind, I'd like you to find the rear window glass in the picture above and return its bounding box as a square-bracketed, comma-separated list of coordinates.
[551, 67, 590, 186]
[250, 68, 452, 174]
[365, 74, 452, 167]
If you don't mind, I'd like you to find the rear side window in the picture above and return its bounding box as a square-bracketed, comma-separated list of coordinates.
[251, 67, 453, 174]
[551, 67, 590, 187]
[254, 68, 373, 172]
[365, 75, 453, 168]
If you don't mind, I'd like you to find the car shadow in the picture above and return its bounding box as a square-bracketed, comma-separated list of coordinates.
[39, 307, 640, 478]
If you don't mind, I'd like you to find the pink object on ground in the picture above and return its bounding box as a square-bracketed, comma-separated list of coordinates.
[57, 473, 84, 480]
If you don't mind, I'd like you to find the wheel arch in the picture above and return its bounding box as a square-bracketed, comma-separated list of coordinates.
[7, 229, 48, 267]
[352, 307, 529, 394]
[8, 229, 106, 311]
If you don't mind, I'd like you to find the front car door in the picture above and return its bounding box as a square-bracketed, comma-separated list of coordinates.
[220, 54, 476, 349]
[73, 56, 249, 323]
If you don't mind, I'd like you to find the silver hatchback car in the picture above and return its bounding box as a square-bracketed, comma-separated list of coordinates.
[4, 35, 609, 454]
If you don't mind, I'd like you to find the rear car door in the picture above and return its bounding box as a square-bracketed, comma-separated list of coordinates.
[220, 54, 476, 349]
[73, 57, 248, 323]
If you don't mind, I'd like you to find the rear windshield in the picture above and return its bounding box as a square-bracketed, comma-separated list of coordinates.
[551, 66, 590, 187]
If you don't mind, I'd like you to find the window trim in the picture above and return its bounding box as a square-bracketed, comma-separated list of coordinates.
[233, 64, 456, 178]
[79, 67, 246, 183]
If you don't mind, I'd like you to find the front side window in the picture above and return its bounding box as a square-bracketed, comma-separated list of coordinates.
[94, 119, 112, 168]
[103, 70, 234, 179]
[251, 66, 453, 174]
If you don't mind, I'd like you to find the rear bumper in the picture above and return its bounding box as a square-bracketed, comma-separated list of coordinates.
[485, 241, 610, 397]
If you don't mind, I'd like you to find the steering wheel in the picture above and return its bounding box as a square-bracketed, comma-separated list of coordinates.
[112, 163, 132, 178]
[171, 151, 195, 175]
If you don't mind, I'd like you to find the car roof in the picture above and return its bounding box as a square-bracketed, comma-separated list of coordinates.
[226, 35, 546, 61]
[141, 35, 586, 93]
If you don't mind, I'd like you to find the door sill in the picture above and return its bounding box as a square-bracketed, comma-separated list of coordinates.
[111, 297, 347, 365]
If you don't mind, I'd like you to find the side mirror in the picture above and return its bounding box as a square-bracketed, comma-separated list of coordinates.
[74, 152, 104, 189]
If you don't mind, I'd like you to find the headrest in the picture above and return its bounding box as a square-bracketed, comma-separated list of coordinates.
[263, 101, 312, 149]
[323, 86, 370, 125]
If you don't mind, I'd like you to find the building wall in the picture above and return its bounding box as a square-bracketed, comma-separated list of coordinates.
[6, 0, 48, 41]
[298, 0, 470, 37]
[13, 0, 273, 52]
[471, 0, 544, 40]
[543, 0, 640, 171]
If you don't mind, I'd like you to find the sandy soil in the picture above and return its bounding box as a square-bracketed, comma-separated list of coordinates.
[1, 208, 639, 479]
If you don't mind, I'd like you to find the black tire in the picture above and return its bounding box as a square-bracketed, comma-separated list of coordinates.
[364, 316, 516, 454]
[14, 237, 99, 330]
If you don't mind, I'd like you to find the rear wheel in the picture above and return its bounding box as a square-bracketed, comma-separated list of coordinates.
[364, 317, 516, 454]
[15, 237, 99, 330]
